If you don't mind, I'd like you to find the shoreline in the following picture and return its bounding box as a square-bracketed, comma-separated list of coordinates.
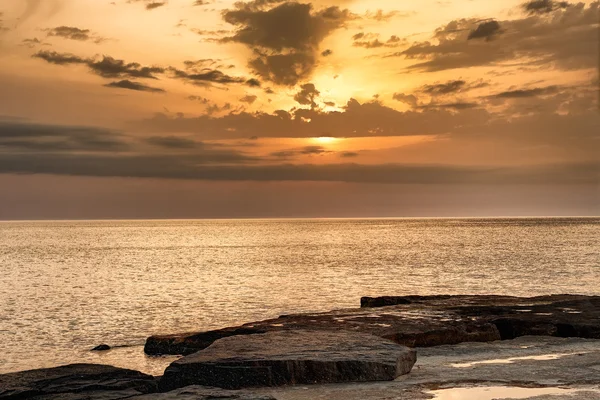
[2, 294, 599, 400]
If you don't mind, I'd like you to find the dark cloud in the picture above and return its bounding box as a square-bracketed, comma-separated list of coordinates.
[33, 51, 165, 79]
[364, 9, 403, 22]
[523, 0, 570, 14]
[145, 136, 200, 148]
[293, 83, 320, 108]
[321, 49, 333, 56]
[467, 20, 502, 41]
[0, 120, 129, 152]
[340, 151, 359, 158]
[0, 12, 8, 33]
[128, 0, 167, 10]
[191, 29, 231, 42]
[33, 50, 86, 65]
[170, 67, 247, 85]
[393, 2, 599, 72]
[352, 32, 405, 48]
[21, 37, 49, 48]
[246, 78, 261, 87]
[222, 2, 354, 85]
[489, 85, 560, 98]
[248, 52, 315, 86]
[240, 95, 258, 104]
[0, 149, 594, 185]
[416, 102, 478, 110]
[45, 26, 98, 42]
[271, 145, 328, 158]
[134, 97, 492, 139]
[188, 95, 210, 103]
[34, 51, 256, 88]
[392, 93, 418, 106]
[193, 0, 212, 5]
[104, 80, 165, 92]
[421, 80, 465, 95]
[420, 79, 489, 95]
[90, 56, 164, 79]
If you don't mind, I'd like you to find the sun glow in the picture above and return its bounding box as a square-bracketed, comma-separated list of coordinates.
[314, 137, 338, 144]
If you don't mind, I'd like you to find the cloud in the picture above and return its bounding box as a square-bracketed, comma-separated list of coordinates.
[104, 80, 165, 92]
[46, 26, 91, 41]
[523, 0, 570, 14]
[416, 102, 478, 110]
[33, 51, 258, 88]
[352, 32, 405, 48]
[45, 26, 107, 44]
[240, 95, 258, 104]
[414, 79, 490, 100]
[364, 9, 404, 22]
[21, 37, 50, 48]
[134, 97, 493, 139]
[33, 51, 165, 79]
[392, 2, 599, 72]
[32, 50, 86, 65]
[128, 0, 167, 10]
[294, 83, 320, 108]
[321, 49, 333, 56]
[392, 93, 418, 106]
[188, 95, 210, 104]
[0, 120, 129, 152]
[271, 145, 329, 158]
[145, 136, 200, 148]
[0, 12, 8, 33]
[170, 67, 252, 86]
[489, 85, 561, 98]
[467, 20, 502, 41]
[221, 2, 354, 85]
[0, 149, 594, 184]
[393, 79, 489, 108]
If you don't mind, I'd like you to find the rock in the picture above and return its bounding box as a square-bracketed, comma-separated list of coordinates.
[0, 364, 158, 400]
[145, 328, 266, 356]
[145, 295, 600, 356]
[257, 336, 600, 400]
[91, 344, 111, 351]
[159, 330, 416, 391]
[135, 386, 277, 400]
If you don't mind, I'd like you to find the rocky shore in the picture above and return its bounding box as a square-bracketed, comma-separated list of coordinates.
[1, 295, 599, 400]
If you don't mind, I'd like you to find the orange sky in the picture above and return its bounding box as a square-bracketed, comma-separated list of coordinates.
[0, 0, 598, 218]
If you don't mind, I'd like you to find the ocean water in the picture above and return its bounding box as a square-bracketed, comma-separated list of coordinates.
[0, 218, 598, 375]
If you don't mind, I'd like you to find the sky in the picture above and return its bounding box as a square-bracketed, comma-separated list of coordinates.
[0, 0, 598, 219]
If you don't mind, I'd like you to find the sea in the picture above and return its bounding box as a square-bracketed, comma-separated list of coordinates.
[0, 218, 598, 375]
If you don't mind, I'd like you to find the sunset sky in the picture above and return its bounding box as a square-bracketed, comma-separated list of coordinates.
[0, 0, 598, 218]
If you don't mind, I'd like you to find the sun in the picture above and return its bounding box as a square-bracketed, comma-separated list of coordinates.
[313, 137, 338, 144]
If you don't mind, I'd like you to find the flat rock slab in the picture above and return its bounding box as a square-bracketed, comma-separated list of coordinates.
[0, 364, 157, 400]
[159, 330, 416, 391]
[145, 295, 600, 356]
[135, 385, 277, 400]
[254, 336, 600, 400]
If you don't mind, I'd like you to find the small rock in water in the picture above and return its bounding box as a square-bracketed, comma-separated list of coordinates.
[91, 344, 111, 351]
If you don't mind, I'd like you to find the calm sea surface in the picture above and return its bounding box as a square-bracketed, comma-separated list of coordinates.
[0, 218, 598, 375]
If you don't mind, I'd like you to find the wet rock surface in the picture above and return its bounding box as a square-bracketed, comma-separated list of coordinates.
[159, 330, 416, 391]
[134, 385, 277, 400]
[145, 295, 600, 356]
[254, 336, 600, 400]
[0, 364, 158, 400]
